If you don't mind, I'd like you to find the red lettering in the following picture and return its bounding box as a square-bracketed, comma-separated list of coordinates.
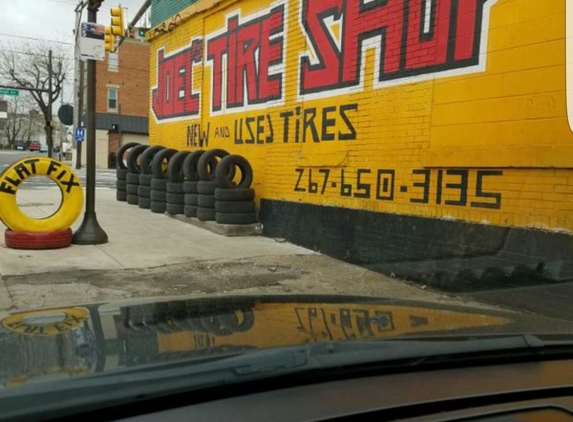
[300, 0, 344, 93]
[300, 0, 493, 95]
[207, 5, 285, 112]
[152, 39, 203, 121]
[405, 0, 451, 70]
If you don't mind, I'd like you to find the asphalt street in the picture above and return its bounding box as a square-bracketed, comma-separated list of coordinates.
[0, 150, 116, 190]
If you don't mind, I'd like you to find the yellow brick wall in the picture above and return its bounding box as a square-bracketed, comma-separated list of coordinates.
[148, 0, 573, 233]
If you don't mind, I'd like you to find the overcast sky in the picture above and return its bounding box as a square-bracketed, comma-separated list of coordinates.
[0, 0, 148, 102]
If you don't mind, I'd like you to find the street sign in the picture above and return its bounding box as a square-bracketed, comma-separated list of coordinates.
[76, 127, 86, 143]
[0, 89, 19, 97]
[80, 22, 106, 61]
[58, 104, 74, 126]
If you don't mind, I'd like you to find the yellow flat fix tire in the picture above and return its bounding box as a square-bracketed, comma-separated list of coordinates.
[0, 157, 84, 232]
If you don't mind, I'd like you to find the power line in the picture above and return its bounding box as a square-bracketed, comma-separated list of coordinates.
[0, 32, 73, 46]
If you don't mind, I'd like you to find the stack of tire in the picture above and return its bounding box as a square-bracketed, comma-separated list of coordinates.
[126, 145, 149, 206]
[137, 146, 165, 210]
[182, 150, 206, 218]
[214, 155, 257, 225]
[116, 142, 140, 202]
[196, 149, 232, 222]
[150, 148, 178, 214]
[165, 151, 190, 216]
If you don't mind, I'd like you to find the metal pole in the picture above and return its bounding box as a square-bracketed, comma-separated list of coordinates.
[73, 0, 108, 245]
[47, 50, 53, 159]
[76, 60, 85, 169]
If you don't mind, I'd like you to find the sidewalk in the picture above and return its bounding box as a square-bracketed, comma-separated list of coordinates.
[0, 188, 474, 311]
[0, 189, 314, 275]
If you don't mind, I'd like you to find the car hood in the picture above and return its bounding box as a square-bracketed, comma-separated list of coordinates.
[1, 294, 572, 390]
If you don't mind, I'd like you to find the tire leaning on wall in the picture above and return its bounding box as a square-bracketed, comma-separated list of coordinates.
[0, 157, 84, 232]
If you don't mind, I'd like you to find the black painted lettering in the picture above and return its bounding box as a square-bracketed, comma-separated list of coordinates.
[471, 170, 503, 209]
[245, 117, 256, 143]
[62, 173, 81, 194]
[376, 170, 395, 201]
[444, 170, 469, 206]
[410, 169, 430, 204]
[321, 106, 336, 141]
[303, 108, 319, 143]
[256, 115, 265, 144]
[0, 182, 16, 195]
[14, 163, 31, 180]
[354, 169, 371, 199]
[436, 169, 444, 205]
[294, 168, 305, 192]
[235, 119, 243, 144]
[23, 158, 40, 174]
[280, 110, 293, 143]
[266, 114, 274, 143]
[47, 160, 62, 176]
[56, 170, 67, 180]
[339, 104, 358, 141]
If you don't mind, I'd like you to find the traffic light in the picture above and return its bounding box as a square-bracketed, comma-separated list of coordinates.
[110, 6, 125, 36]
[104, 26, 115, 52]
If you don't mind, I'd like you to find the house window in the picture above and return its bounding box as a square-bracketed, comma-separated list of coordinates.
[108, 52, 119, 71]
[108, 87, 118, 112]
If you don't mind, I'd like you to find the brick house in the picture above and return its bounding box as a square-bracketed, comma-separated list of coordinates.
[81, 38, 149, 168]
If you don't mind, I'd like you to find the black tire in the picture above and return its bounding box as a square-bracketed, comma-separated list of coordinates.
[127, 194, 139, 205]
[117, 142, 140, 170]
[215, 188, 255, 201]
[138, 197, 151, 209]
[166, 182, 184, 194]
[116, 190, 127, 202]
[138, 185, 151, 198]
[198, 181, 219, 195]
[184, 205, 198, 218]
[167, 151, 191, 183]
[151, 201, 166, 214]
[150, 189, 167, 202]
[198, 194, 216, 208]
[197, 207, 216, 221]
[151, 178, 167, 191]
[140, 145, 165, 174]
[215, 200, 255, 213]
[126, 173, 140, 184]
[166, 193, 184, 205]
[216, 155, 253, 189]
[182, 150, 205, 182]
[197, 149, 230, 181]
[116, 180, 127, 191]
[126, 184, 139, 195]
[117, 168, 129, 180]
[183, 181, 198, 194]
[166, 202, 184, 215]
[139, 173, 153, 186]
[152, 148, 178, 179]
[216, 212, 257, 225]
[184, 194, 198, 206]
[126, 145, 149, 173]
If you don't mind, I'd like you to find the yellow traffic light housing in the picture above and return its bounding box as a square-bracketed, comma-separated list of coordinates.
[110, 6, 125, 36]
[104, 26, 115, 52]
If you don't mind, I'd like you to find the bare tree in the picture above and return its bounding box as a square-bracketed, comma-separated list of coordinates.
[0, 43, 71, 157]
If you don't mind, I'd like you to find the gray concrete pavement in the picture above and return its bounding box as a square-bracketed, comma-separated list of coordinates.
[0, 188, 487, 312]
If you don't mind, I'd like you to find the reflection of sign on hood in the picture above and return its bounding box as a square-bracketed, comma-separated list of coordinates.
[1, 307, 88, 336]
[122, 301, 510, 355]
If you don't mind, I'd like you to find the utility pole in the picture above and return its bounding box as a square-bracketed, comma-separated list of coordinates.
[73, 0, 108, 245]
